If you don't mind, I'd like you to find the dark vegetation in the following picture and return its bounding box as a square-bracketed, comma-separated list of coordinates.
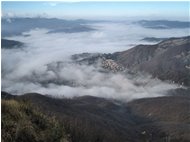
[2, 90, 190, 142]
[1, 92, 69, 142]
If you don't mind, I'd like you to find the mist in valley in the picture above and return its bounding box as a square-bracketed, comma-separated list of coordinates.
[2, 20, 189, 101]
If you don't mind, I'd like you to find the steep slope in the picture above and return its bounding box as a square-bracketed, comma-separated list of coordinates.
[114, 36, 190, 86]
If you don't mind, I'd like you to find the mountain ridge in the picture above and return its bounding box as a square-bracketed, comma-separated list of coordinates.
[113, 36, 190, 86]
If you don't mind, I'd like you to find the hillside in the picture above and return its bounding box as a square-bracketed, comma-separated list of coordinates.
[113, 36, 190, 86]
[70, 36, 190, 86]
[2, 91, 190, 142]
[2, 92, 69, 142]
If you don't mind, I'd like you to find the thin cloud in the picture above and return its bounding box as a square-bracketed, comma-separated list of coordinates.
[47, 2, 57, 7]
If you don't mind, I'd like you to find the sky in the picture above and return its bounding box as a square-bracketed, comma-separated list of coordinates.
[2, 1, 190, 20]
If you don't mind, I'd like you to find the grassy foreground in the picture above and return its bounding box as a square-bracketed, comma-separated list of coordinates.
[1, 99, 70, 142]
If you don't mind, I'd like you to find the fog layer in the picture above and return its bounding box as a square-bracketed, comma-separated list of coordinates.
[2, 21, 188, 101]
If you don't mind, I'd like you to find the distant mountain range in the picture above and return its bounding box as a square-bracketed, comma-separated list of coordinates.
[1, 38, 24, 49]
[141, 37, 168, 42]
[2, 18, 190, 37]
[135, 20, 190, 29]
[1, 17, 96, 37]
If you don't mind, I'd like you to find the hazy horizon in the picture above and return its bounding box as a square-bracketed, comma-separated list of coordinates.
[2, 1, 190, 21]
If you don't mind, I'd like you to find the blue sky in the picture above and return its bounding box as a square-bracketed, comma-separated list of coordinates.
[2, 1, 190, 20]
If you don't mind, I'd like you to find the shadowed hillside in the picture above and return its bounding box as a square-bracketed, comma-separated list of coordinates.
[2, 90, 190, 142]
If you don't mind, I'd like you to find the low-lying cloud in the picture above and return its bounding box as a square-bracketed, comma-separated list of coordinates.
[2, 21, 188, 101]
[2, 60, 178, 101]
